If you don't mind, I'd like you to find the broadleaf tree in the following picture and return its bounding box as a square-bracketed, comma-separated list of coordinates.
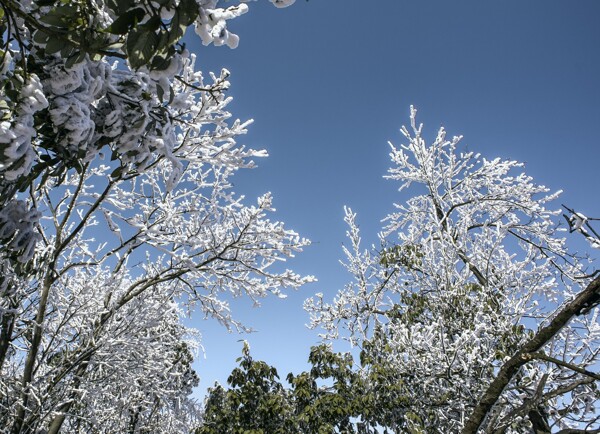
[303, 107, 600, 433]
[200, 109, 600, 433]
[0, 0, 313, 433]
[198, 342, 371, 434]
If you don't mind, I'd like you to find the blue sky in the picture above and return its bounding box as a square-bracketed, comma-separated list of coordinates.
[186, 0, 600, 397]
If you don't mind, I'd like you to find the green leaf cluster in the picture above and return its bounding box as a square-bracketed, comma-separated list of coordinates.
[198, 343, 417, 433]
[4, 0, 201, 73]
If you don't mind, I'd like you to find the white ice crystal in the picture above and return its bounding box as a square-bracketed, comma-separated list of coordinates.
[270, 0, 296, 7]
[195, 4, 248, 48]
[306, 107, 595, 432]
[1, 2, 314, 433]
[0, 74, 48, 181]
[0, 200, 42, 262]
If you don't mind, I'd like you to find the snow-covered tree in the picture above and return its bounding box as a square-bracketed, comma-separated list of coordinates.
[306, 107, 600, 433]
[0, 1, 312, 433]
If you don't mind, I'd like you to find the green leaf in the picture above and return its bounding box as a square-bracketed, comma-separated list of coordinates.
[44, 37, 64, 54]
[167, 10, 186, 46]
[126, 29, 159, 69]
[17, 176, 31, 192]
[60, 43, 75, 58]
[132, 117, 146, 129]
[106, 0, 136, 15]
[40, 13, 67, 27]
[32, 30, 51, 45]
[65, 51, 86, 69]
[104, 41, 124, 51]
[110, 166, 124, 179]
[156, 83, 165, 103]
[156, 29, 170, 52]
[178, 0, 199, 26]
[150, 53, 170, 71]
[40, 4, 79, 27]
[168, 85, 175, 104]
[104, 7, 145, 35]
[141, 15, 162, 32]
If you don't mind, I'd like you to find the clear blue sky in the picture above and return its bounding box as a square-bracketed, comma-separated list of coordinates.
[186, 0, 600, 397]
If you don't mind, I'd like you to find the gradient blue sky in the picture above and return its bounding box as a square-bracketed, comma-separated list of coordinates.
[186, 0, 600, 397]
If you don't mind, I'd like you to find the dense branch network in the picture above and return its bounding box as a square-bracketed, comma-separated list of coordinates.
[0, 1, 310, 433]
[305, 107, 599, 433]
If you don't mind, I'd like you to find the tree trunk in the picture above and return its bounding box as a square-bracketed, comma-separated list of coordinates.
[11, 275, 54, 434]
[462, 275, 600, 434]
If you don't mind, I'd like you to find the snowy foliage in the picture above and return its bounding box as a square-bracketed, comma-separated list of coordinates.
[0, 1, 309, 433]
[306, 107, 599, 433]
[0, 74, 48, 183]
[564, 205, 600, 251]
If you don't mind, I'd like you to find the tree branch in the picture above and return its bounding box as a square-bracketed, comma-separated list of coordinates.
[530, 352, 600, 381]
[462, 275, 600, 434]
[555, 429, 600, 434]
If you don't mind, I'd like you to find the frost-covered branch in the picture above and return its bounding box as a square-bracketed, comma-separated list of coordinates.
[462, 275, 600, 434]
[563, 205, 600, 250]
[0, 1, 311, 432]
[306, 107, 598, 433]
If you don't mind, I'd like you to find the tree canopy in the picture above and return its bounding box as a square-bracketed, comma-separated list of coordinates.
[206, 108, 600, 433]
[305, 108, 600, 433]
[1, 1, 599, 433]
[0, 1, 310, 433]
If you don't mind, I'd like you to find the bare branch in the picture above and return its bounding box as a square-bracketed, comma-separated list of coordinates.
[462, 275, 600, 434]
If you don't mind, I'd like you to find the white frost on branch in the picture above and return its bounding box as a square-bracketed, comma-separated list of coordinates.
[270, 0, 296, 8]
[0, 200, 41, 262]
[0, 74, 48, 181]
[0, 1, 311, 432]
[306, 107, 596, 432]
[195, 3, 249, 49]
